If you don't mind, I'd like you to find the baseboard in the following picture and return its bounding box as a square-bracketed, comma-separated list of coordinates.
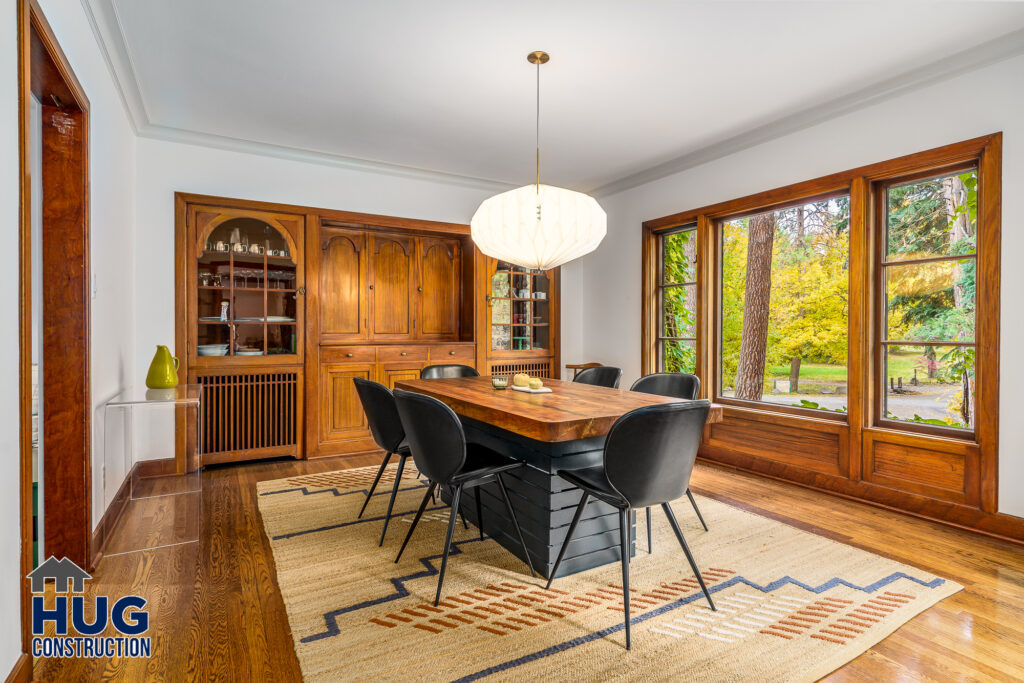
[4, 653, 31, 683]
[90, 461, 136, 569]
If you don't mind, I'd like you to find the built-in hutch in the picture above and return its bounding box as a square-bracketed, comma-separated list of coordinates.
[175, 194, 560, 463]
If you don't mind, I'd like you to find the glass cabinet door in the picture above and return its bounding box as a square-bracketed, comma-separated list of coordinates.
[197, 217, 299, 357]
[489, 260, 551, 353]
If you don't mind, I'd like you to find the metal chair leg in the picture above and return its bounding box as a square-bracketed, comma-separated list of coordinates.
[686, 489, 708, 532]
[359, 451, 393, 518]
[395, 482, 436, 563]
[619, 508, 632, 650]
[646, 507, 653, 553]
[378, 455, 407, 546]
[545, 492, 589, 589]
[435, 484, 464, 606]
[496, 474, 536, 578]
[475, 487, 484, 540]
[662, 502, 716, 611]
[449, 485, 469, 529]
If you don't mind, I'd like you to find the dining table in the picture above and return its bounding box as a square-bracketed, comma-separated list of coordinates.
[393, 375, 723, 580]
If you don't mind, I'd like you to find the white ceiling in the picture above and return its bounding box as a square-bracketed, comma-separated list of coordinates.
[90, 0, 1024, 193]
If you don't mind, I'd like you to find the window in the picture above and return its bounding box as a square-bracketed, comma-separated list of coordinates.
[657, 226, 697, 373]
[719, 196, 850, 413]
[879, 168, 977, 431]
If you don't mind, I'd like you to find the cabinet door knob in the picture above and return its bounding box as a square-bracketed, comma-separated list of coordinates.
[449, 351, 456, 356]
[346, 353, 353, 358]
[400, 351, 407, 357]
[417, 286, 423, 292]
[369, 284, 374, 290]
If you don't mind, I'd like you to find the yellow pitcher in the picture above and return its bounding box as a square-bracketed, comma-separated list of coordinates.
[145, 345, 180, 389]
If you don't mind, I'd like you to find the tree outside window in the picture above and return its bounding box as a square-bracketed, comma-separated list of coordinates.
[658, 226, 697, 374]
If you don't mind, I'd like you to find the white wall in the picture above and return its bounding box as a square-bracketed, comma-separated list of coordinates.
[581, 53, 1024, 517]
[132, 138, 586, 384]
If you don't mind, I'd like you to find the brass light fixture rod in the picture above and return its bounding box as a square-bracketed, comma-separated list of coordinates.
[528, 51, 549, 192]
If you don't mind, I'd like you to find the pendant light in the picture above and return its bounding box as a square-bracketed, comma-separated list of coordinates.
[470, 51, 606, 271]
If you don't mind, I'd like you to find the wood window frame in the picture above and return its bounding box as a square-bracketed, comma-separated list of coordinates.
[642, 133, 1010, 541]
[644, 223, 700, 378]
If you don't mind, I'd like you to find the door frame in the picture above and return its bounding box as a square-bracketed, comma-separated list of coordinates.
[17, 0, 92, 673]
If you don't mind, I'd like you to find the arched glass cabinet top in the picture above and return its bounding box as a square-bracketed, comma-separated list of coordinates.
[196, 217, 298, 358]
[489, 260, 550, 352]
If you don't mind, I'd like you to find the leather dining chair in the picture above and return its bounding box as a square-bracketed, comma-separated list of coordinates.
[546, 401, 716, 650]
[630, 373, 710, 551]
[393, 389, 536, 605]
[420, 364, 480, 379]
[573, 365, 623, 389]
[353, 378, 415, 546]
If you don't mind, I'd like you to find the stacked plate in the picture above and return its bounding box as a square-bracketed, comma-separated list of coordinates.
[197, 344, 228, 356]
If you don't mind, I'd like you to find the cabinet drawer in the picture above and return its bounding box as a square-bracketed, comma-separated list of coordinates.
[430, 344, 475, 363]
[321, 346, 375, 363]
[377, 346, 428, 362]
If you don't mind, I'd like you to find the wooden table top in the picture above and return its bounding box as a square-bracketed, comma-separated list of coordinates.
[394, 376, 723, 443]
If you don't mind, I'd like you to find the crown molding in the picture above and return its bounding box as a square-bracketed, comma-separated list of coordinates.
[589, 27, 1024, 198]
[80, 0, 515, 193]
[137, 123, 518, 192]
[80, 0, 148, 133]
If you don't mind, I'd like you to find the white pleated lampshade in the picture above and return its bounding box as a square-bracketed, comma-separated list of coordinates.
[470, 183, 606, 271]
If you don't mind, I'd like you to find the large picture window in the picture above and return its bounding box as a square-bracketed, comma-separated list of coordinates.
[657, 225, 698, 373]
[879, 168, 977, 431]
[719, 196, 850, 413]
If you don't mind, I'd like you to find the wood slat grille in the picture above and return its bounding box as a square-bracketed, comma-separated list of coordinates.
[198, 371, 298, 455]
[489, 361, 552, 379]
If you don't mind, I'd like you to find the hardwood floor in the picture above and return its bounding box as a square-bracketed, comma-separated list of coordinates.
[35, 455, 1023, 682]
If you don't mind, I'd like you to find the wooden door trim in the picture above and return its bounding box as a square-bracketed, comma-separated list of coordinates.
[18, 0, 92, 661]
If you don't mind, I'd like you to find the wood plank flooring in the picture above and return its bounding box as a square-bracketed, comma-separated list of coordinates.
[35, 455, 1024, 682]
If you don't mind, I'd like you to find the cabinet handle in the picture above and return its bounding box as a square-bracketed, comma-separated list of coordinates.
[346, 353, 353, 358]
[417, 286, 423, 292]
[400, 351, 407, 356]
[369, 284, 374, 290]
[449, 351, 456, 356]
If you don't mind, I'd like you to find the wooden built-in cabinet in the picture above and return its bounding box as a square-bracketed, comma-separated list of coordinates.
[176, 194, 559, 462]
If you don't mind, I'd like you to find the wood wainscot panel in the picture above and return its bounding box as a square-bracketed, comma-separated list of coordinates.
[705, 406, 847, 476]
[862, 428, 978, 506]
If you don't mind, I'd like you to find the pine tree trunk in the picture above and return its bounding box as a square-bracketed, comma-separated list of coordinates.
[734, 212, 775, 400]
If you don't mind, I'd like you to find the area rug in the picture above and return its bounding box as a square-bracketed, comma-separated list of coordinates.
[257, 464, 960, 682]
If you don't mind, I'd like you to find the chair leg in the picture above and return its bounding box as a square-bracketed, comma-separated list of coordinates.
[646, 507, 653, 553]
[358, 451, 392, 518]
[619, 508, 632, 650]
[475, 487, 484, 541]
[435, 484, 464, 606]
[450, 485, 469, 529]
[545, 492, 589, 590]
[378, 455, 407, 546]
[662, 503, 716, 611]
[395, 482, 436, 563]
[495, 474, 536, 578]
[686, 489, 709, 532]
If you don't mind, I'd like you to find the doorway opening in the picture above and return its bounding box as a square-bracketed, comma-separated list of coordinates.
[17, 0, 92, 666]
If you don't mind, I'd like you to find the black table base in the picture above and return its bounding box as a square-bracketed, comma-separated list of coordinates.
[439, 417, 634, 580]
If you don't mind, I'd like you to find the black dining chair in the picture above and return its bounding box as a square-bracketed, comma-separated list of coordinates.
[573, 365, 623, 389]
[420, 364, 480, 379]
[353, 378, 417, 547]
[393, 389, 536, 605]
[630, 373, 710, 549]
[546, 401, 716, 650]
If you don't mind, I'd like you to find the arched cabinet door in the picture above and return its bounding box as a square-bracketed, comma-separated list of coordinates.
[320, 230, 368, 341]
[417, 237, 461, 340]
[368, 233, 415, 339]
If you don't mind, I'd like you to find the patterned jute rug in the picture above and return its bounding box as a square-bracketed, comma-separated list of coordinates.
[257, 464, 960, 682]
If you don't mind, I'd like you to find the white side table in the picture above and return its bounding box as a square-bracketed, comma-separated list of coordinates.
[102, 385, 202, 557]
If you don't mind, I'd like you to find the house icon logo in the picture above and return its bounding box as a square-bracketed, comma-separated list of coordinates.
[28, 556, 152, 659]
[27, 556, 92, 594]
